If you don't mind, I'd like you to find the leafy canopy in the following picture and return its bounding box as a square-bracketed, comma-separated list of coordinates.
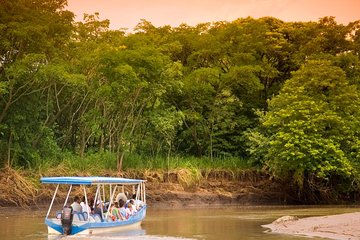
[248, 60, 360, 191]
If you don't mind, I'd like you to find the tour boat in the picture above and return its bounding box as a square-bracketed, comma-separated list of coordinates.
[40, 176, 147, 235]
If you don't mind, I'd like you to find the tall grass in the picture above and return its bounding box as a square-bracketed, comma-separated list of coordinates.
[30, 151, 251, 176]
[123, 153, 250, 170]
[61, 151, 117, 174]
[33, 151, 117, 175]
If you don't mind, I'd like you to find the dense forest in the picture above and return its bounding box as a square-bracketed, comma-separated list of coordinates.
[1, 0, 360, 201]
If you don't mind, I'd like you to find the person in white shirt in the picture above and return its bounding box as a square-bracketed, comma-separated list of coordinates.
[70, 196, 82, 212]
[80, 196, 91, 213]
[129, 199, 138, 213]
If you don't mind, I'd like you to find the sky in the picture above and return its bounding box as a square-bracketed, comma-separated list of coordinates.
[66, 0, 360, 31]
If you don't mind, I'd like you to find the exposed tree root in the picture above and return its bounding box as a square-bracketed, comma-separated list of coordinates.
[0, 167, 38, 208]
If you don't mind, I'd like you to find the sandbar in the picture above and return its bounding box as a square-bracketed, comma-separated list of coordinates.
[263, 212, 360, 240]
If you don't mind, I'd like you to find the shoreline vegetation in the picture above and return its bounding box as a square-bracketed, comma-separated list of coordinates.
[0, 163, 281, 208]
[0, 155, 358, 209]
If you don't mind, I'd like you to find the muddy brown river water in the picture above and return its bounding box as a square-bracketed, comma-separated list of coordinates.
[1, 205, 359, 240]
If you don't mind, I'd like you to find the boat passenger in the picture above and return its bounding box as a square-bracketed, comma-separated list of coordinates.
[129, 199, 138, 213]
[116, 192, 127, 204]
[93, 200, 104, 222]
[109, 202, 122, 221]
[71, 196, 82, 212]
[124, 193, 134, 207]
[125, 201, 132, 217]
[131, 194, 143, 209]
[108, 203, 116, 221]
[118, 199, 128, 220]
[89, 198, 95, 212]
[114, 202, 125, 221]
[127, 202, 135, 215]
[80, 196, 91, 214]
[114, 202, 122, 219]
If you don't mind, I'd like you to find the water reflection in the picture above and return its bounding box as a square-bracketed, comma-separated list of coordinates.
[0, 205, 359, 240]
[46, 228, 147, 240]
[100, 228, 147, 237]
[63, 236, 194, 240]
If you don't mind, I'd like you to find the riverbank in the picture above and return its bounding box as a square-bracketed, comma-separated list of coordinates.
[0, 166, 287, 207]
[145, 177, 282, 208]
[263, 212, 360, 240]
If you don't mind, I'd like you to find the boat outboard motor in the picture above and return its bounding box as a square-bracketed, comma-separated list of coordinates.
[61, 206, 73, 235]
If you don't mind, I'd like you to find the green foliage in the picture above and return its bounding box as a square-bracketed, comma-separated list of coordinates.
[249, 60, 360, 194]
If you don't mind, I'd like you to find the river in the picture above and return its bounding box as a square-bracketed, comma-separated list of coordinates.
[1, 205, 359, 240]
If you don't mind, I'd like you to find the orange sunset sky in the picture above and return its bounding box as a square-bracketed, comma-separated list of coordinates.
[67, 0, 360, 30]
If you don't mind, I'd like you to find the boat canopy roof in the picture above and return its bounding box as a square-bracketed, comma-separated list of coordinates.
[40, 176, 145, 185]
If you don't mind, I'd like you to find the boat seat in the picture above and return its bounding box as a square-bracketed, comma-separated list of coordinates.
[73, 212, 80, 221]
[90, 214, 102, 222]
[83, 212, 88, 221]
[72, 212, 90, 221]
[78, 212, 85, 221]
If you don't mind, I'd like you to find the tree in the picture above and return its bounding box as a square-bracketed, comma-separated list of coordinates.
[248, 60, 360, 200]
[0, 0, 74, 167]
[150, 107, 184, 166]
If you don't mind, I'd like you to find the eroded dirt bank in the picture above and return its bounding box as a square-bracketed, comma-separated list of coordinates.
[0, 167, 286, 207]
[145, 172, 284, 207]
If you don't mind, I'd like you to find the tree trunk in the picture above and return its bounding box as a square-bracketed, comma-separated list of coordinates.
[117, 151, 125, 172]
[99, 103, 106, 152]
[0, 100, 11, 125]
[79, 131, 86, 158]
[210, 123, 214, 161]
[99, 132, 104, 152]
[6, 131, 13, 167]
[167, 141, 171, 182]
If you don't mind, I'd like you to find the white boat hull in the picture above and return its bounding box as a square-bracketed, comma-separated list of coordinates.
[48, 220, 142, 235]
[46, 206, 147, 236]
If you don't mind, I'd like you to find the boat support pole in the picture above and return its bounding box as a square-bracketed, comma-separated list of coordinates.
[105, 185, 118, 220]
[143, 182, 146, 204]
[109, 184, 112, 203]
[46, 184, 59, 219]
[102, 184, 105, 203]
[136, 184, 140, 201]
[105, 184, 112, 221]
[100, 184, 105, 221]
[93, 185, 100, 209]
[108, 185, 118, 205]
[64, 184, 72, 207]
[83, 185, 90, 222]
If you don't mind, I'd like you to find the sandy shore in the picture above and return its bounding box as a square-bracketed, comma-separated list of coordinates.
[263, 212, 360, 240]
